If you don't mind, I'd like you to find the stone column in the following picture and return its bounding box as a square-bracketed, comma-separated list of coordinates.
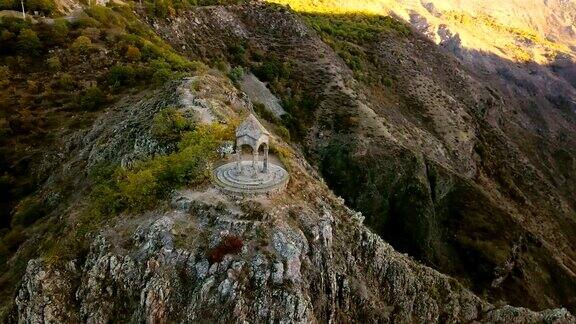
[236, 150, 242, 174]
[263, 146, 269, 173]
[252, 151, 259, 174]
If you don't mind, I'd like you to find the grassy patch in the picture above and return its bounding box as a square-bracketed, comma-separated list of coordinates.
[45, 122, 233, 263]
[301, 13, 408, 81]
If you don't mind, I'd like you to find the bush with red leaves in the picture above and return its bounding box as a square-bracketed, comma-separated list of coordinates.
[207, 235, 243, 264]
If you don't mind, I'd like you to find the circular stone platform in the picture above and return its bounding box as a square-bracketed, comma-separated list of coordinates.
[213, 161, 289, 195]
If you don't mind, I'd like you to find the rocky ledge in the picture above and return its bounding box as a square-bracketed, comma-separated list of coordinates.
[13, 183, 575, 323]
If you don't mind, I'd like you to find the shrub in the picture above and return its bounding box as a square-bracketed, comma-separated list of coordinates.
[79, 86, 106, 111]
[118, 168, 159, 209]
[125, 45, 141, 61]
[206, 235, 243, 264]
[11, 196, 46, 227]
[140, 42, 198, 71]
[227, 66, 244, 84]
[85, 5, 124, 28]
[152, 68, 171, 84]
[0, 65, 10, 87]
[46, 55, 61, 71]
[16, 28, 42, 56]
[58, 73, 74, 90]
[149, 58, 171, 71]
[71, 35, 92, 54]
[253, 102, 278, 123]
[277, 125, 291, 142]
[107, 64, 135, 88]
[215, 60, 228, 72]
[228, 44, 246, 65]
[253, 59, 280, 82]
[80, 27, 101, 41]
[50, 19, 69, 44]
[118, 124, 227, 210]
[151, 108, 194, 143]
[254, 57, 291, 83]
[71, 16, 100, 29]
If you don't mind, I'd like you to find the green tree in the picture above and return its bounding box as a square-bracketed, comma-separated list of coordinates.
[17, 29, 42, 56]
[79, 86, 106, 111]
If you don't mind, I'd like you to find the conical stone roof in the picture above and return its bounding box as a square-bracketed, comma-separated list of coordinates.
[236, 113, 270, 141]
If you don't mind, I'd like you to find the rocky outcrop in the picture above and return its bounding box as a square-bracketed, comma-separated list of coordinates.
[11, 61, 573, 321]
[5, 3, 576, 322]
[14, 185, 575, 323]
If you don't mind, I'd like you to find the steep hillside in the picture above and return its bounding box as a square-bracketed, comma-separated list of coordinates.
[144, 2, 576, 312]
[1, 1, 576, 322]
[268, 0, 576, 62]
[6, 66, 575, 323]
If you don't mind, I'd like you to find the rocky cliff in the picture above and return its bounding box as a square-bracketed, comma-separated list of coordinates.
[9, 75, 574, 323]
[12, 178, 575, 323]
[2, 1, 576, 322]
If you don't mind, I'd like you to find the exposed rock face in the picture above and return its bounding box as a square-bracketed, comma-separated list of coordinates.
[240, 73, 286, 118]
[14, 185, 575, 323]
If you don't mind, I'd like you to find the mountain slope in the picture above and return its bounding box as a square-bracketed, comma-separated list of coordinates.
[9, 69, 574, 323]
[144, 2, 576, 311]
[268, 0, 576, 62]
[1, 1, 576, 321]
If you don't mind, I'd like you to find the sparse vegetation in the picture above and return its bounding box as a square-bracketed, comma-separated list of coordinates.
[302, 13, 408, 81]
[43, 122, 233, 265]
[0, 5, 204, 300]
[142, 0, 250, 17]
[151, 107, 195, 143]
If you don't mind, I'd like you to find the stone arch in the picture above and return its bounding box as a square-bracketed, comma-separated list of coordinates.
[236, 143, 255, 155]
[234, 114, 271, 175]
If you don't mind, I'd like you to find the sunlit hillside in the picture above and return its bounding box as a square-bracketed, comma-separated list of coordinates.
[267, 0, 576, 63]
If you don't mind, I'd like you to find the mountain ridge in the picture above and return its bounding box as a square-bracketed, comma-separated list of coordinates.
[1, 0, 576, 321]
